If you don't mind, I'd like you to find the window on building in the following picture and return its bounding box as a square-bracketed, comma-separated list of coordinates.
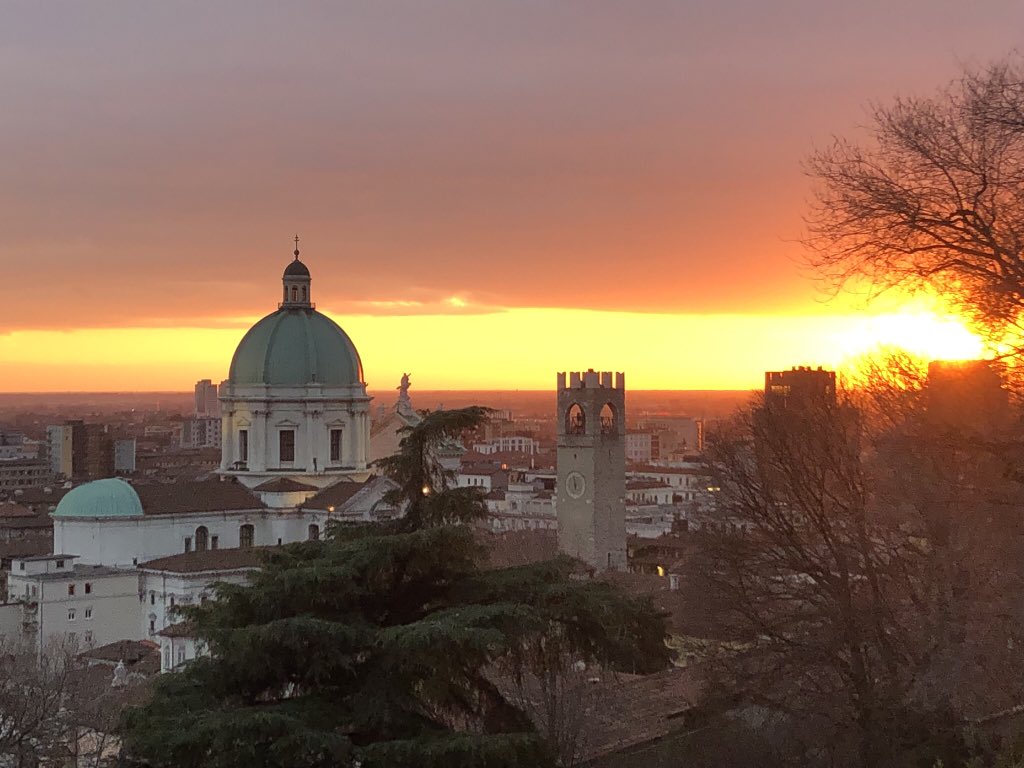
[211, 535, 219, 550]
[184, 536, 193, 553]
[163, 647, 170, 668]
[177, 647, 186, 665]
[18, 562, 24, 571]
[238, 430, 248, 463]
[56, 559, 65, 568]
[195, 526, 209, 552]
[308, 524, 320, 541]
[279, 430, 295, 463]
[330, 429, 343, 463]
[239, 524, 255, 549]
[169, 596, 175, 607]
[84, 583, 91, 594]
[85, 607, 93, 620]
[148, 615, 156, 634]
[67, 584, 75, 596]
[30, 585, 37, 598]
[68, 632, 77, 643]
[84, 630, 93, 644]
[150, 591, 156, 605]
[68, 609, 76, 621]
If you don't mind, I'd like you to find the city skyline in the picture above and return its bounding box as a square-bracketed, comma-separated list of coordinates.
[3, 2, 1017, 391]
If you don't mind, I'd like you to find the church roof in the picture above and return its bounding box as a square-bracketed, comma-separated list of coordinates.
[139, 547, 265, 574]
[228, 308, 364, 388]
[134, 479, 264, 516]
[302, 479, 370, 510]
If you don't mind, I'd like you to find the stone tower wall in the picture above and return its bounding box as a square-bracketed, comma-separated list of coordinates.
[555, 370, 626, 571]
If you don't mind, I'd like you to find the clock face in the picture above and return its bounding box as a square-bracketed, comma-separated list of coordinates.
[565, 471, 586, 499]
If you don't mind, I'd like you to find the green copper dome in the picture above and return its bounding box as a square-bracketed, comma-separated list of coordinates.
[53, 478, 144, 518]
[228, 308, 365, 387]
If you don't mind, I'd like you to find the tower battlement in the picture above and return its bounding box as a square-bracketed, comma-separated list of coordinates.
[557, 369, 625, 391]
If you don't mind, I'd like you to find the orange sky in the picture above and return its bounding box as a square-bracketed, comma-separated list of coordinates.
[1, 2, 1018, 391]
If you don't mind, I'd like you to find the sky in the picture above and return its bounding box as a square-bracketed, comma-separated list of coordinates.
[1, 1, 1020, 391]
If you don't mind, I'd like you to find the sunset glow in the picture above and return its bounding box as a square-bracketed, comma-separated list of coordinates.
[0, 306, 990, 393]
[2, 3, 1019, 394]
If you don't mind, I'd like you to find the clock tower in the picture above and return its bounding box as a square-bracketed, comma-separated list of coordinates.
[556, 369, 626, 571]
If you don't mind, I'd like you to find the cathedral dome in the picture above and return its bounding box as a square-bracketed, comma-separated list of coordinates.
[228, 308, 364, 387]
[53, 478, 144, 519]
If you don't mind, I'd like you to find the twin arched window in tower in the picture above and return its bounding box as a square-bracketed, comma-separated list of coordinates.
[565, 403, 618, 436]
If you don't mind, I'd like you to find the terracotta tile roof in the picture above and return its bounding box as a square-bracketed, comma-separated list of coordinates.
[578, 667, 704, 761]
[157, 620, 195, 638]
[135, 478, 264, 515]
[302, 479, 370, 510]
[139, 547, 266, 574]
[0, 501, 35, 518]
[79, 639, 160, 671]
[3, 487, 69, 508]
[0, 539, 52, 560]
[252, 477, 318, 493]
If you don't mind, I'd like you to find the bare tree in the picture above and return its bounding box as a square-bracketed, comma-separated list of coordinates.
[0, 637, 79, 767]
[702, 392, 935, 768]
[803, 58, 1024, 346]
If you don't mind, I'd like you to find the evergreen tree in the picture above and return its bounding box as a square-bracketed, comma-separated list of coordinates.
[121, 407, 669, 768]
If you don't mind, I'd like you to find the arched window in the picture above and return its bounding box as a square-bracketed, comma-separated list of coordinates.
[195, 526, 209, 552]
[600, 403, 617, 434]
[291, 286, 298, 301]
[308, 524, 320, 541]
[566, 404, 586, 435]
[301, 285, 307, 301]
[239, 524, 255, 549]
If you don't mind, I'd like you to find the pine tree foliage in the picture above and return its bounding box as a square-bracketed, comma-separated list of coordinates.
[121, 407, 669, 767]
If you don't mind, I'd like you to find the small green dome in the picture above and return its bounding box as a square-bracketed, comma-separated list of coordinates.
[228, 308, 364, 388]
[53, 479, 144, 518]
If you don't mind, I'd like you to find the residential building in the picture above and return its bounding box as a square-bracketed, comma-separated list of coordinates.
[6, 555, 140, 657]
[194, 379, 220, 417]
[0, 459, 51, 491]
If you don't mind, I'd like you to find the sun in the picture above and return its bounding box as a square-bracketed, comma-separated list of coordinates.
[836, 306, 986, 364]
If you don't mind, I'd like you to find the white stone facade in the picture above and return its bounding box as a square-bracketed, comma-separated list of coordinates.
[219, 386, 371, 489]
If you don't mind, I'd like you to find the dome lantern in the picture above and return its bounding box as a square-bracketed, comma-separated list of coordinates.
[282, 235, 312, 308]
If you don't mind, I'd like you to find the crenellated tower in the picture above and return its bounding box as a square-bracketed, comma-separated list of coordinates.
[555, 369, 626, 571]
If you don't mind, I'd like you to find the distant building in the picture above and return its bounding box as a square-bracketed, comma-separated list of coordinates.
[634, 416, 704, 457]
[180, 417, 222, 450]
[470, 435, 540, 455]
[114, 439, 137, 474]
[46, 421, 114, 481]
[194, 379, 220, 417]
[764, 366, 837, 410]
[0, 430, 28, 460]
[626, 430, 660, 463]
[0, 459, 51, 492]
